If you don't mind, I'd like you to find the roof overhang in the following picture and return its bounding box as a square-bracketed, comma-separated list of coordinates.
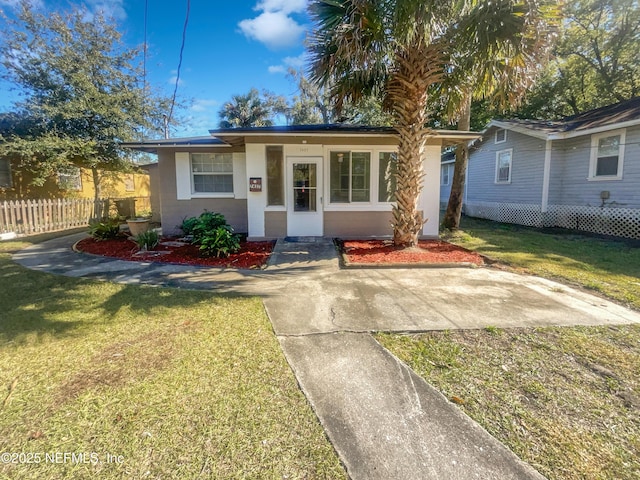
[122, 126, 480, 152]
[487, 118, 640, 141]
[121, 136, 230, 154]
[207, 125, 479, 147]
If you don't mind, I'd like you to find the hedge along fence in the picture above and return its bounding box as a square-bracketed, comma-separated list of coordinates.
[465, 202, 640, 239]
[0, 198, 110, 235]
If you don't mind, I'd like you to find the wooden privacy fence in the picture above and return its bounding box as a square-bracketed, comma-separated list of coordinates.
[0, 198, 138, 235]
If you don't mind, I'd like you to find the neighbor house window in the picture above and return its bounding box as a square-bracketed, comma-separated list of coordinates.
[266, 146, 284, 206]
[124, 174, 135, 192]
[378, 152, 397, 202]
[330, 151, 371, 203]
[58, 168, 82, 191]
[191, 153, 233, 193]
[495, 128, 507, 144]
[0, 159, 12, 188]
[495, 149, 512, 183]
[589, 130, 625, 180]
[441, 164, 452, 186]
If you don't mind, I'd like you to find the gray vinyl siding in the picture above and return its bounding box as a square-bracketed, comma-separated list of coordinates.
[158, 150, 248, 235]
[439, 163, 453, 207]
[554, 126, 640, 208]
[467, 129, 546, 204]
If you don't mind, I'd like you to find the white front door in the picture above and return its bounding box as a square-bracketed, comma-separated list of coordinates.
[287, 157, 323, 236]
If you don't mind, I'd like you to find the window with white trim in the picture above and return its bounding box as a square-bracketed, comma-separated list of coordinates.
[441, 164, 452, 186]
[495, 149, 512, 183]
[589, 130, 625, 180]
[0, 159, 12, 188]
[58, 168, 82, 191]
[330, 151, 371, 203]
[191, 153, 233, 193]
[378, 152, 397, 202]
[495, 128, 507, 144]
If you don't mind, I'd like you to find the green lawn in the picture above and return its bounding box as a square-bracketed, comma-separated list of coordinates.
[443, 216, 640, 310]
[378, 217, 640, 480]
[0, 233, 346, 479]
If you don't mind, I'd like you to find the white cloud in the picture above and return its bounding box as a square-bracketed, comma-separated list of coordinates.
[168, 76, 185, 86]
[191, 98, 219, 112]
[238, 2, 307, 50]
[83, 0, 126, 21]
[283, 53, 306, 68]
[256, 0, 307, 14]
[269, 53, 307, 75]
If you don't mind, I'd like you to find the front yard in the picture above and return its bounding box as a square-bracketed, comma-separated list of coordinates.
[0, 233, 345, 479]
[379, 217, 640, 480]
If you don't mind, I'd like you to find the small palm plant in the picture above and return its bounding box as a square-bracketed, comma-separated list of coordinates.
[133, 229, 159, 251]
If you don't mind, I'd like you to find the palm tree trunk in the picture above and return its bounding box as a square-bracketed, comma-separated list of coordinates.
[443, 95, 471, 230]
[388, 42, 442, 247]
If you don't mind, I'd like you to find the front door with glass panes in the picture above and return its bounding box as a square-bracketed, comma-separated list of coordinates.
[287, 157, 323, 236]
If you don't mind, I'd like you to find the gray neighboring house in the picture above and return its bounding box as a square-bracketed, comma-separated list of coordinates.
[462, 97, 640, 239]
[124, 125, 477, 239]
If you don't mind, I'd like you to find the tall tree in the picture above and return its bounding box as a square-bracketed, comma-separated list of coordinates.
[286, 68, 333, 125]
[441, 0, 559, 229]
[0, 2, 169, 200]
[517, 0, 640, 119]
[218, 88, 287, 128]
[308, 0, 558, 246]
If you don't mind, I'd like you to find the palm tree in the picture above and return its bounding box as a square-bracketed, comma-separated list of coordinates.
[218, 88, 285, 128]
[441, 1, 560, 229]
[308, 0, 559, 246]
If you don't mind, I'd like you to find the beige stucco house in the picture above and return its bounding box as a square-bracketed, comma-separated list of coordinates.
[124, 125, 477, 239]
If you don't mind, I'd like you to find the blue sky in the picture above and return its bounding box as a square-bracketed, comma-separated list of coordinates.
[0, 0, 312, 136]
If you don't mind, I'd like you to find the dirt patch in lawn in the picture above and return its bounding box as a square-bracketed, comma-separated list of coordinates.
[75, 236, 275, 269]
[55, 329, 178, 405]
[338, 239, 485, 266]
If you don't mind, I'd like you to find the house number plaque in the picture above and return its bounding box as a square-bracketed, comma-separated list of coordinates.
[249, 177, 262, 192]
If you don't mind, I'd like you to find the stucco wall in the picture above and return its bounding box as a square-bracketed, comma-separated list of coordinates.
[157, 149, 248, 235]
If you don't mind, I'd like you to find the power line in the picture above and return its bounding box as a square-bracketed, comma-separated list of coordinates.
[166, 0, 190, 138]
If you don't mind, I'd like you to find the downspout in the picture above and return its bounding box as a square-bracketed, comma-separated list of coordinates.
[541, 140, 552, 225]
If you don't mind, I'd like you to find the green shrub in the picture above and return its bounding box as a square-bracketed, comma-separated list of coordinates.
[179, 216, 200, 236]
[198, 225, 241, 258]
[180, 211, 240, 258]
[89, 219, 120, 240]
[134, 229, 159, 251]
[193, 211, 227, 235]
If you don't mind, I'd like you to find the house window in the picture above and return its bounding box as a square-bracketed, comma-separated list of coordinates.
[191, 153, 233, 193]
[330, 151, 371, 203]
[266, 146, 284, 206]
[589, 130, 625, 180]
[495, 149, 512, 183]
[124, 174, 135, 192]
[378, 152, 397, 202]
[495, 128, 507, 144]
[441, 164, 452, 186]
[58, 168, 82, 190]
[0, 159, 11, 188]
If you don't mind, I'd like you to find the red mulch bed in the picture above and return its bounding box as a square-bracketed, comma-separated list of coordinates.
[339, 239, 484, 266]
[75, 236, 275, 269]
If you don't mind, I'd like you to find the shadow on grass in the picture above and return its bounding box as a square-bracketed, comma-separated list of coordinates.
[0, 255, 225, 344]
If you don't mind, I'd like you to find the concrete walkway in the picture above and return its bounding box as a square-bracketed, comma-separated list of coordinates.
[13, 234, 640, 480]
